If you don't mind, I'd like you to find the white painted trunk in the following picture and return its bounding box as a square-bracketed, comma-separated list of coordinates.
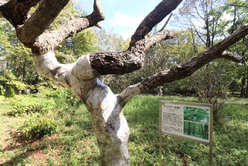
[84, 79, 130, 166]
[34, 52, 131, 165]
[70, 77, 131, 165]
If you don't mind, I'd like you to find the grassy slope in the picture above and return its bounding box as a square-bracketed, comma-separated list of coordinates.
[0, 95, 248, 166]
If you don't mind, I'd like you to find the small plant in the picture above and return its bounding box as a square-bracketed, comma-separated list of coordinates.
[8, 103, 47, 116]
[19, 116, 57, 139]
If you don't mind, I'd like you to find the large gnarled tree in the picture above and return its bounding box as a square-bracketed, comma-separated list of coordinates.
[0, 0, 247, 165]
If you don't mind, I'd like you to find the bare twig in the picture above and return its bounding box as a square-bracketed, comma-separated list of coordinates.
[159, 13, 173, 32]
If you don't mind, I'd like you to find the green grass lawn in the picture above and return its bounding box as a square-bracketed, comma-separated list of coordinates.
[0, 95, 248, 166]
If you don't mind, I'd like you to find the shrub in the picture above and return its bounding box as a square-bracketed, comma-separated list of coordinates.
[7, 96, 56, 116]
[0, 70, 29, 96]
[10, 80, 27, 92]
[19, 116, 57, 139]
[8, 103, 47, 116]
[46, 88, 81, 109]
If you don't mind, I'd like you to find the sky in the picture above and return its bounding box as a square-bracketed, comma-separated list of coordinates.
[71, 0, 233, 39]
[72, 0, 177, 39]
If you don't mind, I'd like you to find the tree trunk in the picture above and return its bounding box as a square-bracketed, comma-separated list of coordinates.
[72, 78, 130, 166]
[34, 51, 131, 165]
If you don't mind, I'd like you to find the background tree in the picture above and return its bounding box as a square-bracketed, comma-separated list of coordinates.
[0, 0, 247, 165]
[224, 0, 248, 97]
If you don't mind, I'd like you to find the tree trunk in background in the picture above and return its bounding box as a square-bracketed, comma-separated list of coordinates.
[213, 101, 220, 125]
[158, 86, 163, 96]
[245, 79, 248, 98]
[240, 78, 245, 97]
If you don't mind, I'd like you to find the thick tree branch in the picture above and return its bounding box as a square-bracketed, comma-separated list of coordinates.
[0, 0, 40, 27]
[89, 30, 175, 75]
[129, 0, 182, 48]
[221, 51, 243, 63]
[212, 24, 248, 53]
[32, 0, 105, 55]
[16, 0, 70, 46]
[34, 51, 101, 102]
[119, 25, 247, 105]
[33, 51, 74, 87]
[89, 50, 144, 75]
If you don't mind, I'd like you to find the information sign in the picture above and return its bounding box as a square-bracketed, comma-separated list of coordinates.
[160, 101, 212, 143]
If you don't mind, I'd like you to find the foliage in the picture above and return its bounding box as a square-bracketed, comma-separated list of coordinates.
[192, 60, 237, 124]
[19, 115, 57, 139]
[95, 29, 129, 52]
[4, 86, 15, 97]
[56, 29, 98, 63]
[0, 21, 37, 84]
[44, 87, 81, 109]
[7, 95, 56, 116]
[9, 103, 47, 117]
[224, 0, 248, 97]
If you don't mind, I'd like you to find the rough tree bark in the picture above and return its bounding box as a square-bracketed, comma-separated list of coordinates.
[0, 0, 247, 165]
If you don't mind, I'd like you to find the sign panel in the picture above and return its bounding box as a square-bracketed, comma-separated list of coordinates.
[160, 101, 212, 143]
